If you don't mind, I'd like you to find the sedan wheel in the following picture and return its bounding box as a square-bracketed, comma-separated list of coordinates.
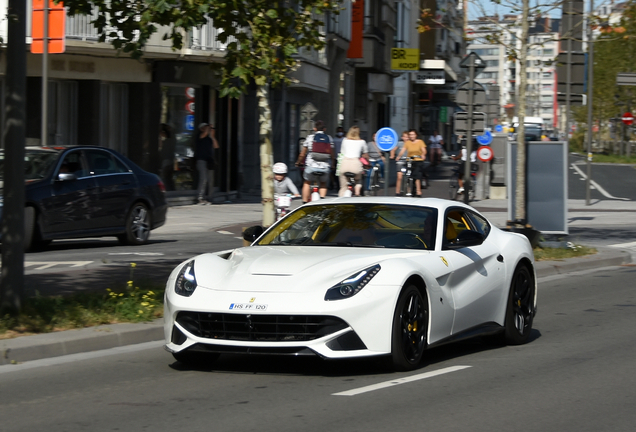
[390, 285, 428, 371]
[504, 265, 535, 345]
[119, 202, 151, 245]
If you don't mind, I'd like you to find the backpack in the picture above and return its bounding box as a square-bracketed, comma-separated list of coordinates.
[309, 133, 332, 162]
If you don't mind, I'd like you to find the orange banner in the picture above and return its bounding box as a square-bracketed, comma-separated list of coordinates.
[31, 0, 66, 54]
[347, 0, 363, 59]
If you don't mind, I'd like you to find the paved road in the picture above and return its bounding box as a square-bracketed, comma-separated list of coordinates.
[1, 265, 635, 432]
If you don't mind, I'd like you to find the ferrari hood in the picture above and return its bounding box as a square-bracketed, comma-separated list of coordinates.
[192, 246, 422, 293]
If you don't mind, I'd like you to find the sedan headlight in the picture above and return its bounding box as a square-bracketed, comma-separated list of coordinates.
[175, 260, 197, 297]
[325, 264, 381, 301]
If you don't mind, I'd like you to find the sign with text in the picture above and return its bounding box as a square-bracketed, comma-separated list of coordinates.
[391, 48, 419, 71]
[415, 70, 445, 85]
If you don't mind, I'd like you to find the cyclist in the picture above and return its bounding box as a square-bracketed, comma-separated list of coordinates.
[451, 139, 477, 194]
[295, 120, 335, 203]
[390, 131, 409, 196]
[428, 130, 444, 167]
[395, 129, 427, 197]
[273, 163, 300, 197]
[338, 126, 369, 197]
[365, 132, 386, 192]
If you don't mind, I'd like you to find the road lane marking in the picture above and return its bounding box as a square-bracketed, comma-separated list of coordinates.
[25, 261, 93, 270]
[108, 252, 165, 256]
[332, 365, 472, 396]
[217, 230, 234, 235]
[609, 241, 636, 248]
[570, 163, 629, 200]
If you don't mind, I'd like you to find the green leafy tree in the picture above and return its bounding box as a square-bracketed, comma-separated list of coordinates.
[61, 0, 340, 226]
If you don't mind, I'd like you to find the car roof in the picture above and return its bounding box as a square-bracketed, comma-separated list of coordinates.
[301, 196, 478, 213]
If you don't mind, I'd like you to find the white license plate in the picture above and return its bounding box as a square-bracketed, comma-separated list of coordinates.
[229, 303, 268, 311]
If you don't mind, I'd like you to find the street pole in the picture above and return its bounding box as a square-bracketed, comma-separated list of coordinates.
[1, 0, 27, 314]
[42, 0, 49, 147]
[585, 0, 594, 206]
[464, 56, 475, 205]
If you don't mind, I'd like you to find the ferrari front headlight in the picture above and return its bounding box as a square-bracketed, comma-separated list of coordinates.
[325, 264, 381, 301]
[175, 260, 197, 297]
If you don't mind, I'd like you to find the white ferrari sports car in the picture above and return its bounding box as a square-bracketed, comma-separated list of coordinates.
[164, 197, 537, 371]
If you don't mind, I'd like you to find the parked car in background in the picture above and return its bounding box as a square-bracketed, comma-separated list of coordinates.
[0, 146, 168, 251]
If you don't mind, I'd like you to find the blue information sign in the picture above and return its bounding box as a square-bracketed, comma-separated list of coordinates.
[185, 115, 195, 131]
[375, 127, 398, 152]
[476, 130, 493, 145]
[495, 124, 503, 133]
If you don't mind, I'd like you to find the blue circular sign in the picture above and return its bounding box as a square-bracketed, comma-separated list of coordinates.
[375, 127, 398, 152]
[476, 130, 493, 146]
[495, 124, 503, 133]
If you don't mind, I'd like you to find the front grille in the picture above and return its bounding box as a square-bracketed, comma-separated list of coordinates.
[176, 311, 348, 342]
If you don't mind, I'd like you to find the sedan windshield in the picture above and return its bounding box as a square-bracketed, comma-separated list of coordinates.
[0, 149, 59, 182]
[257, 204, 437, 250]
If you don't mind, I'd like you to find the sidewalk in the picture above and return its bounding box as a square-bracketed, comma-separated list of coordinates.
[1, 193, 633, 366]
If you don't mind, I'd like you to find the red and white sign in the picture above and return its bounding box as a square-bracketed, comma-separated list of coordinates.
[185, 87, 196, 99]
[622, 112, 634, 125]
[185, 101, 195, 114]
[477, 146, 494, 162]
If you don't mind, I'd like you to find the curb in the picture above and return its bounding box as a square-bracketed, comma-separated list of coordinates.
[1, 247, 632, 367]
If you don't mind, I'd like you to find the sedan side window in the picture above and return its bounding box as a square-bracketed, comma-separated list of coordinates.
[465, 211, 491, 237]
[443, 209, 473, 248]
[86, 150, 128, 175]
[59, 151, 88, 178]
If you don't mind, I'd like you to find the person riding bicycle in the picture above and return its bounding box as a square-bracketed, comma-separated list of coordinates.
[395, 129, 427, 197]
[451, 139, 477, 194]
[365, 132, 386, 192]
[295, 120, 335, 203]
[390, 131, 409, 196]
[428, 130, 444, 167]
[338, 126, 369, 197]
[273, 162, 300, 197]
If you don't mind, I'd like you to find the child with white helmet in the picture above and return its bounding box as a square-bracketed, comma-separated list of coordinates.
[273, 163, 300, 197]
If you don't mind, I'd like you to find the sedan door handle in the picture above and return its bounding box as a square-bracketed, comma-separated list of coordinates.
[497, 255, 504, 262]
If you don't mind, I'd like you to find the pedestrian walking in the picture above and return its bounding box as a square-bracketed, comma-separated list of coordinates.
[428, 129, 444, 166]
[194, 122, 219, 204]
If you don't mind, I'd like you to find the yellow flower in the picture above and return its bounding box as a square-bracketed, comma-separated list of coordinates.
[130, 263, 137, 268]
[138, 310, 143, 314]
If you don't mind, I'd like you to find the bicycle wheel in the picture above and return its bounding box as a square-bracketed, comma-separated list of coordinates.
[448, 172, 459, 200]
[371, 169, 380, 196]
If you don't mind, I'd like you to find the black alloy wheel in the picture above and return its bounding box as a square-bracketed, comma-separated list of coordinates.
[390, 285, 428, 371]
[504, 264, 535, 345]
[119, 202, 151, 245]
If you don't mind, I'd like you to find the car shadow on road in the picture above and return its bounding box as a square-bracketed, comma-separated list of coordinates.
[168, 329, 542, 377]
[26, 238, 177, 253]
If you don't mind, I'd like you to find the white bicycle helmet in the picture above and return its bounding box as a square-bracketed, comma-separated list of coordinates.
[273, 162, 288, 174]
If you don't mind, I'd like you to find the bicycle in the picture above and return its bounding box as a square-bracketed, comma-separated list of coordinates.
[342, 171, 357, 197]
[367, 159, 383, 196]
[400, 157, 419, 197]
[448, 162, 477, 201]
[309, 169, 328, 202]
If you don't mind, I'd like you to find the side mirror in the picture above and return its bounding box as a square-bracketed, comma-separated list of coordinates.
[242, 225, 264, 243]
[447, 230, 485, 249]
[57, 172, 77, 182]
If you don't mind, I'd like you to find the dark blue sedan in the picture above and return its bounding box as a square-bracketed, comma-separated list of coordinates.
[0, 146, 168, 251]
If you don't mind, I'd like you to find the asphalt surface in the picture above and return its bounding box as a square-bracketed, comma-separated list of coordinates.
[1, 166, 635, 366]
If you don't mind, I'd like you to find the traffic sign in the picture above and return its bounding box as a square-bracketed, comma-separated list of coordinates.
[456, 81, 487, 109]
[495, 125, 503, 133]
[477, 146, 494, 162]
[454, 112, 486, 133]
[459, 52, 486, 76]
[622, 112, 634, 125]
[185, 101, 195, 114]
[185, 115, 195, 131]
[375, 127, 398, 151]
[476, 130, 493, 145]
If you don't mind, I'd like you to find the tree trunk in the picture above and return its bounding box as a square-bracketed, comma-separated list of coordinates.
[514, 0, 530, 224]
[257, 85, 275, 227]
[1, 0, 27, 314]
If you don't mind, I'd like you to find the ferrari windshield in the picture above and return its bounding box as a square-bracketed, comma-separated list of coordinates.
[257, 204, 438, 250]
